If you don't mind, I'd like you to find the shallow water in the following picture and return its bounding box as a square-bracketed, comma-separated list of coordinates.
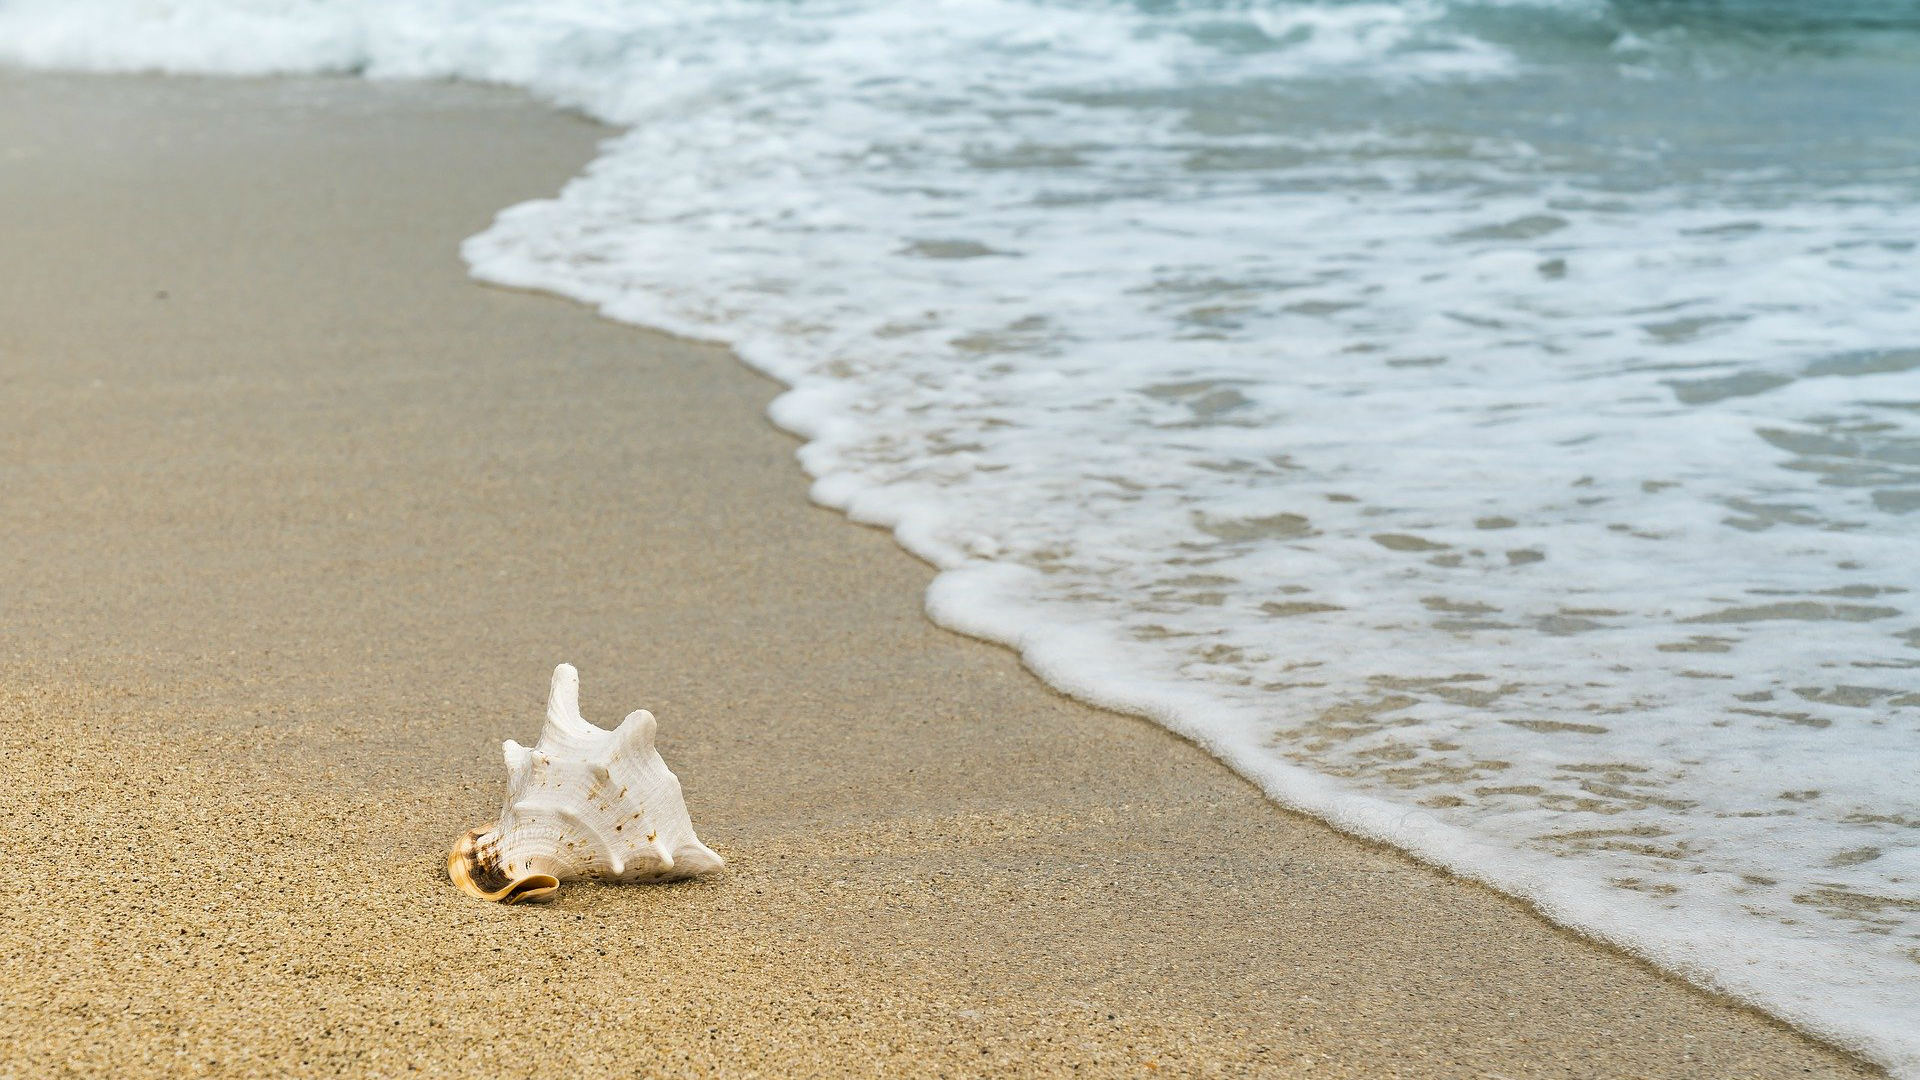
[4, 0, 1916, 1070]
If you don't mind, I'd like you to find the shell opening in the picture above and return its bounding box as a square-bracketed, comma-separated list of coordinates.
[448, 824, 562, 905]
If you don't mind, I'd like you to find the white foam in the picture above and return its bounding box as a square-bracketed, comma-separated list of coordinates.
[6, 1, 1917, 1073]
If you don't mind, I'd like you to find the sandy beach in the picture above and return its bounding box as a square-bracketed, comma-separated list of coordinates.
[0, 72, 1882, 1078]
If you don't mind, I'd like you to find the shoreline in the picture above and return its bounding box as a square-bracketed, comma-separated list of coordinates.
[0, 71, 1883, 1078]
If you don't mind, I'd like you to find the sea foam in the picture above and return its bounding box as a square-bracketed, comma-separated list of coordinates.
[5, 0, 1916, 1071]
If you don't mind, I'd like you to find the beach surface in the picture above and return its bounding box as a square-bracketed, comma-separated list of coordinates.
[0, 72, 1881, 1078]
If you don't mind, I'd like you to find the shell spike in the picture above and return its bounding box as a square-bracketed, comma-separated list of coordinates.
[540, 663, 594, 745]
[675, 840, 725, 877]
[614, 708, 659, 753]
[503, 740, 534, 788]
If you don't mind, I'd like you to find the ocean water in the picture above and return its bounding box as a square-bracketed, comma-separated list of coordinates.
[4, 0, 1916, 1070]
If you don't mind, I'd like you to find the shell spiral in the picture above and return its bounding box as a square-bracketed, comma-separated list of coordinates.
[448, 664, 725, 903]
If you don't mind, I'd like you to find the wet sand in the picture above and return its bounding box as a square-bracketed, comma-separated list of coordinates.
[0, 72, 1881, 1078]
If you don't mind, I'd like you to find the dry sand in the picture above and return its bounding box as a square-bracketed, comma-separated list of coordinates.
[0, 71, 1882, 1078]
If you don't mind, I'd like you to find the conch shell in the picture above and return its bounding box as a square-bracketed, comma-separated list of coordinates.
[448, 663, 724, 903]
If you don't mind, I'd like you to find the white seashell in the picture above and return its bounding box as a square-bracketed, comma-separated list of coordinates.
[448, 663, 724, 904]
